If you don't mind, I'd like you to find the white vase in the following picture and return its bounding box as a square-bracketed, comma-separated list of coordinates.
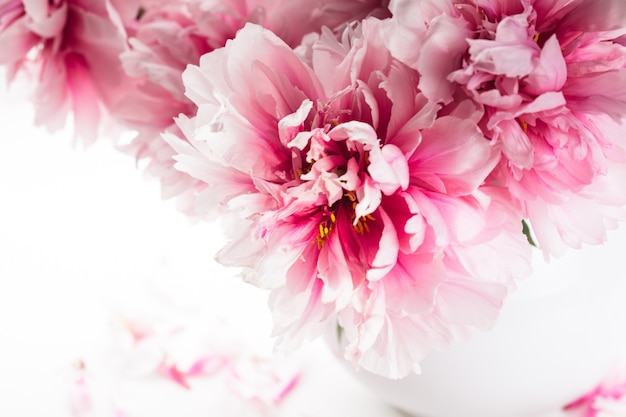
[328, 228, 626, 417]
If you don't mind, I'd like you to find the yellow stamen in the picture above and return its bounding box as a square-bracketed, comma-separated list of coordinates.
[314, 194, 377, 248]
[315, 215, 336, 248]
[533, 33, 540, 42]
[520, 119, 528, 133]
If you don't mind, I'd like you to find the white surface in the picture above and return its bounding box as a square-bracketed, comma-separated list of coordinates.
[0, 75, 404, 416]
[335, 237, 626, 417]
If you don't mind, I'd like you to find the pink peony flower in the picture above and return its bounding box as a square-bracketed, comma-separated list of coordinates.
[113, 0, 389, 215]
[0, 0, 138, 142]
[167, 20, 531, 378]
[112, 1, 211, 215]
[384, 0, 626, 256]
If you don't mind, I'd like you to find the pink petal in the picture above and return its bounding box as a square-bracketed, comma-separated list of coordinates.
[494, 118, 534, 169]
[355, 174, 382, 220]
[410, 116, 496, 195]
[467, 18, 538, 77]
[65, 53, 101, 143]
[327, 120, 379, 149]
[559, 0, 626, 32]
[383, 252, 446, 314]
[367, 208, 400, 281]
[368, 143, 410, 195]
[524, 34, 568, 95]
[280, 99, 314, 147]
[23, 0, 66, 38]
[418, 14, 472, 103]
[318, 222, 356, 307]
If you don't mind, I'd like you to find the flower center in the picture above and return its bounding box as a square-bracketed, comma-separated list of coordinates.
[282, 99, 385, 249]
[314, 191, 377, 248]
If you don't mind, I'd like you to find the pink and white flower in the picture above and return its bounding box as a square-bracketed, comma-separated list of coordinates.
[384, 0, 626, 256]
[113, 1, 211, 214]
[114, 0, 389, 215]
[0, 0, 138, 142]
[167, 20, 531, 378]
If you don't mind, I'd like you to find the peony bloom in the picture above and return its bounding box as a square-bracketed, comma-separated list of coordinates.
[167, 20, 531, 378]
[114, 0, 389, 215]
[384, 0, 626, 256]
[0, 0, 138, 142]
[113, 1, 212, 214]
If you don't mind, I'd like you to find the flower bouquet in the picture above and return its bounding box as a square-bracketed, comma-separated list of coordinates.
[3, 0, 626, 415]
